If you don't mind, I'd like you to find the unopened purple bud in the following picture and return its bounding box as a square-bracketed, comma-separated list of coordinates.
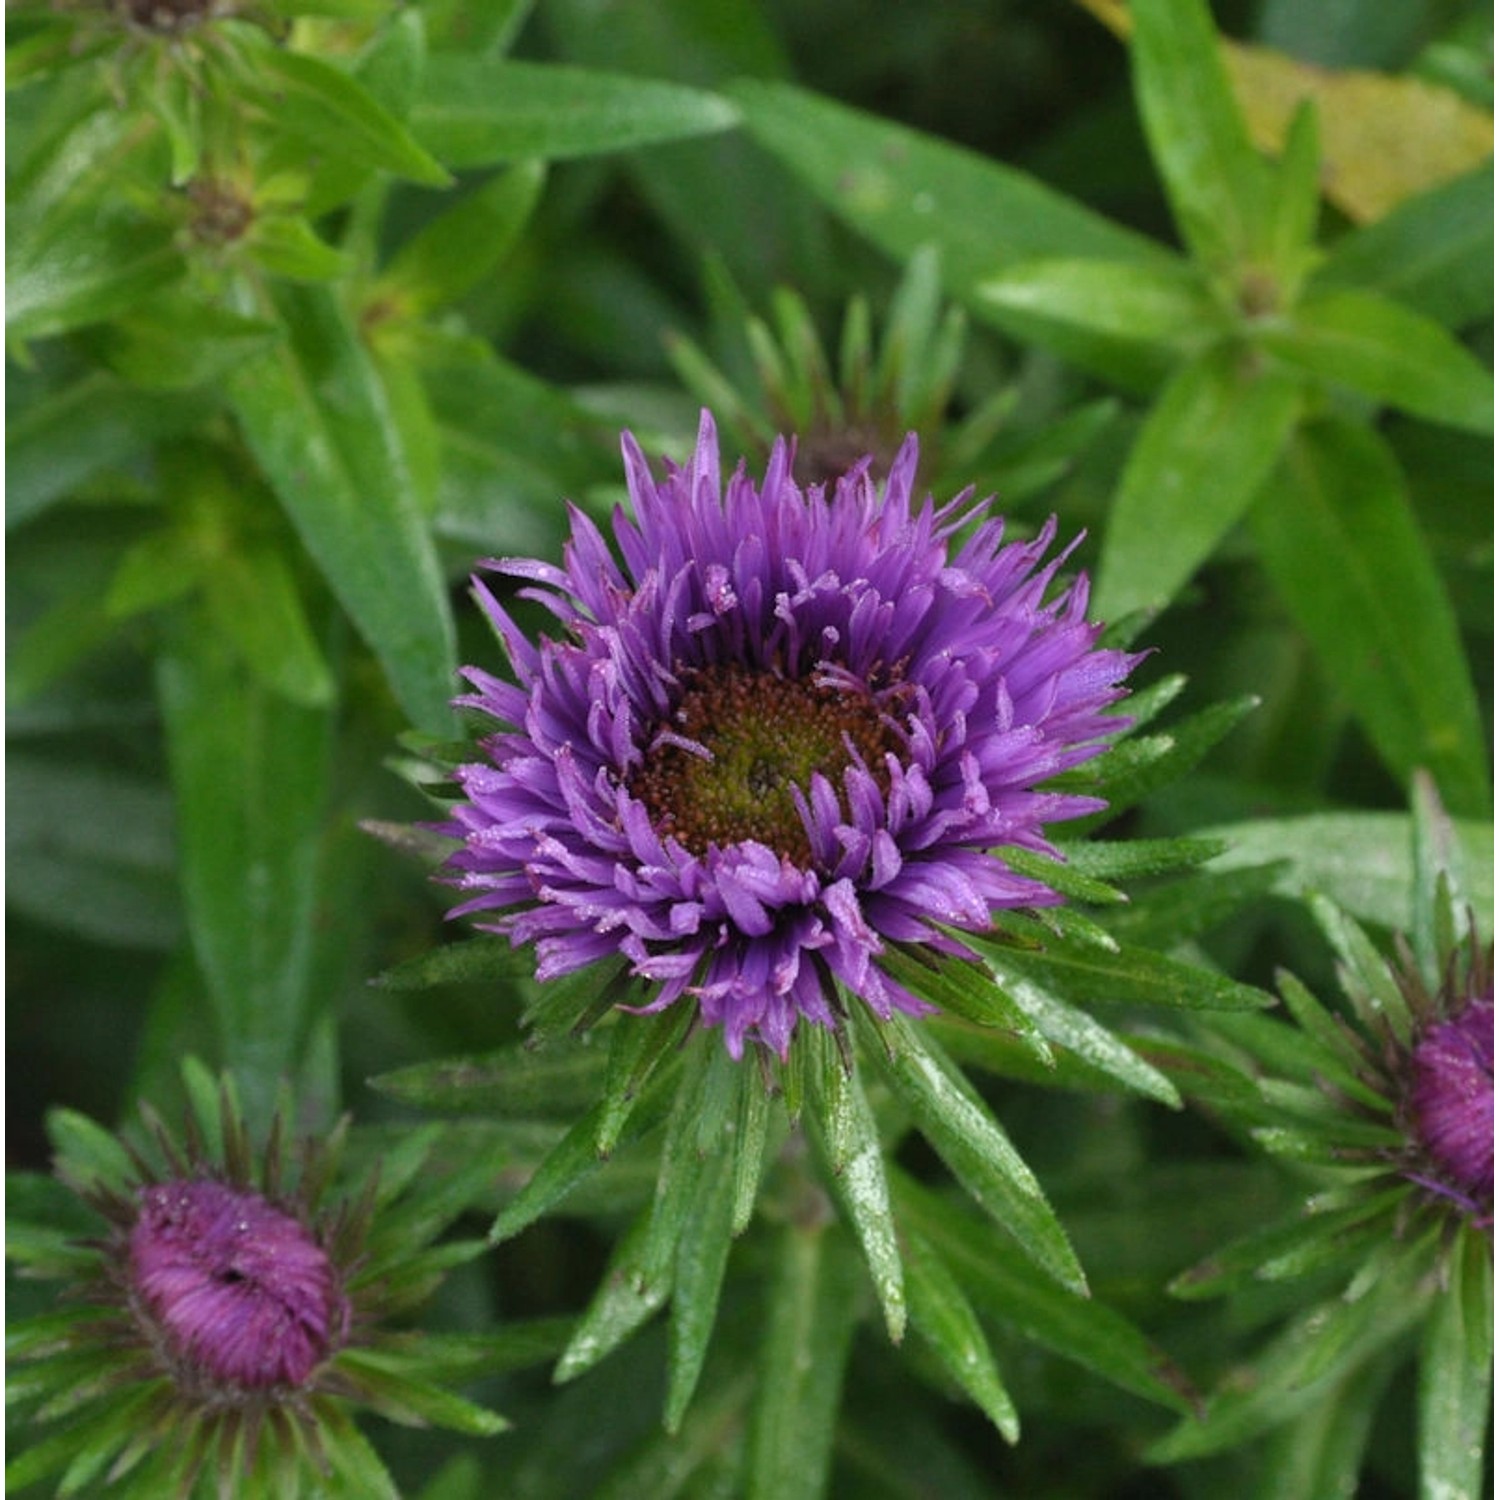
[1408, 995, 1494, 1210]
[129, 1180, 347, 1389]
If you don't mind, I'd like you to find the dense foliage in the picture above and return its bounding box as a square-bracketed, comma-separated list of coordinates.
[7, 1, 1492, 1496]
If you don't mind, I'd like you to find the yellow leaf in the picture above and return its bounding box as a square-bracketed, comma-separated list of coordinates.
[1226, 43, 1492, 223]
[1075, 0, 1495, 224]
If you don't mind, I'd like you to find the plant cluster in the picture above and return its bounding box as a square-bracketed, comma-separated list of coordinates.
[8, 1, 1491, 1497]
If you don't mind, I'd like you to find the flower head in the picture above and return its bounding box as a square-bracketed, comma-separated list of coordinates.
[128, 1178, 348, 1392]
[7, 1065, 507, 1498]
[1399, 946, 1494, 1222]
[442, 411, 1138, 1057]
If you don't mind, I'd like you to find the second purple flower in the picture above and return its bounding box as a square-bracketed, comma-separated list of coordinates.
[443, 412, 1139, 1057]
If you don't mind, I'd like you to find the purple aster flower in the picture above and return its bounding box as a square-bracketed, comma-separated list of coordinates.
[442, 411, 1139, 1057]
[129, 1179, 348, 1390]
[9, 1068, 509, 1496]
[1405, 988, 1494, 1221]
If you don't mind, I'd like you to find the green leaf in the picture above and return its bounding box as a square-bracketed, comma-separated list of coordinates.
[378, 160, 546, 314]
[902, 1225, 1019, 1442]
[967, 929, 1272, 1014]
[554, 1209, 670, 1383]
[6, 375, 211, 531]
[665, 1138, 737, 1432]
[977, 256, 1225, 352]
[1199, 810, 1493, 938]
[731, 1064, 773, 1237]
[207, 544, 334, 707]
[1059, 694, 1261, 829]
[336, 1348, 508, 1435]
[978, 950, 1181, 1107]
[80, 297, 279, 392]
[596, 1005, 695, 1157]
[369, 936, 527, 993]
[250, 45, 450, 187]
[1418, 1227, 1493, 1500]
[1058, 835, 1229, 881]
[1093, 344, 1304, 618]
[5, 756, 179, 951]
[369, 1040, 607, 1119]
[157, 617, 333, 1121]
[1264, 100, 1322, 293]
[1312, 165, 1492, 330]
[881, 946, 1051, 1063]
[744, 1222, 863, 1500]
[1150, 1236, 1432, 1460]
[729, 79, 1175, 391]
[1169, 1189, 1407, 1300]
[808, 1054, 906, 1344]
[1128, 0, 1271, 273]
[862, 1010, 1087, 1295]
[1251, 1350, 1401, 1500]
[411, 59, 739, 168]
[894, 1172, 1196, 1414]
[46, 1107, 137, 1197]
[1262, 289, 1492, 433]
[227, 281, 456, 733]
[8, 209, 184, 341]
[1249, 416, 1490, 817]
[246, 215, 352, 281]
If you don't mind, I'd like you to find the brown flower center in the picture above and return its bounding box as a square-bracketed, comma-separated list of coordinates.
[630, 665, 900, 863]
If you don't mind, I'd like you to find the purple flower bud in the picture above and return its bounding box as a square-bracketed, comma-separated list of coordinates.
[129, 1179, 348, 1389]
[1407, 993, 1494, 1214]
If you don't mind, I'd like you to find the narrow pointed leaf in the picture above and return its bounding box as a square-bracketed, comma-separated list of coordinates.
[1261, 289, 1492, 434]
[729, 78, 1175, 391]
[809, 1060, 905, 1343]
[1251, 416, 1490, 818]
[968, 929, 1272, 1014]
[227, 282, 456, 733]
[665, 1142, 737, 1432]
[894, 1172, 1196, 1414]
[980, 951, 1181, 1107]
[251, 46, 451, 187]
[369, 1041, 605, 1119]
[902, 1226, 1019, 1442]
[1418, 1226, 1492, 1500]
[977, 256, 1223, 351]
[412, 59, 739, 168]
[744, 1223, 863, 1500]
[862, 1011, 1087, 1295]
[554, 1210, 669, 1383]
[1094, 345, 1304, 618]
[1129, 0, 1270, 271]
[1312, 165, 1492, 329]
[157, 619, 332, 1122]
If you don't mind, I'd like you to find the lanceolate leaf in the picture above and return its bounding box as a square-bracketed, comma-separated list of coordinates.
[1128, 0, 1270, 273]
[1417, 1225, 1492, 1500]
[227, 282, 456, 733]
[1093, 344, 1304, 618]
[729, 79, 1175, 391]
[808, 1059, 906, 1344]
[1260, 289, 1493, 434]
[1248, 416, 1490, 818]
[1312, 165, 1492, 330]
[901, 1226, 1019, 1442]
[411, 59, 739, 168]
[862, 1011, 1087, 1296]
[6, 375, 211, 531]
[1197, 811, 1493, 937]
[977, 256, 1224, 353]
[893, 1173, 1196, 1415]
[744, 1222, 863, 1500]
[157, 618, 333, 1125]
